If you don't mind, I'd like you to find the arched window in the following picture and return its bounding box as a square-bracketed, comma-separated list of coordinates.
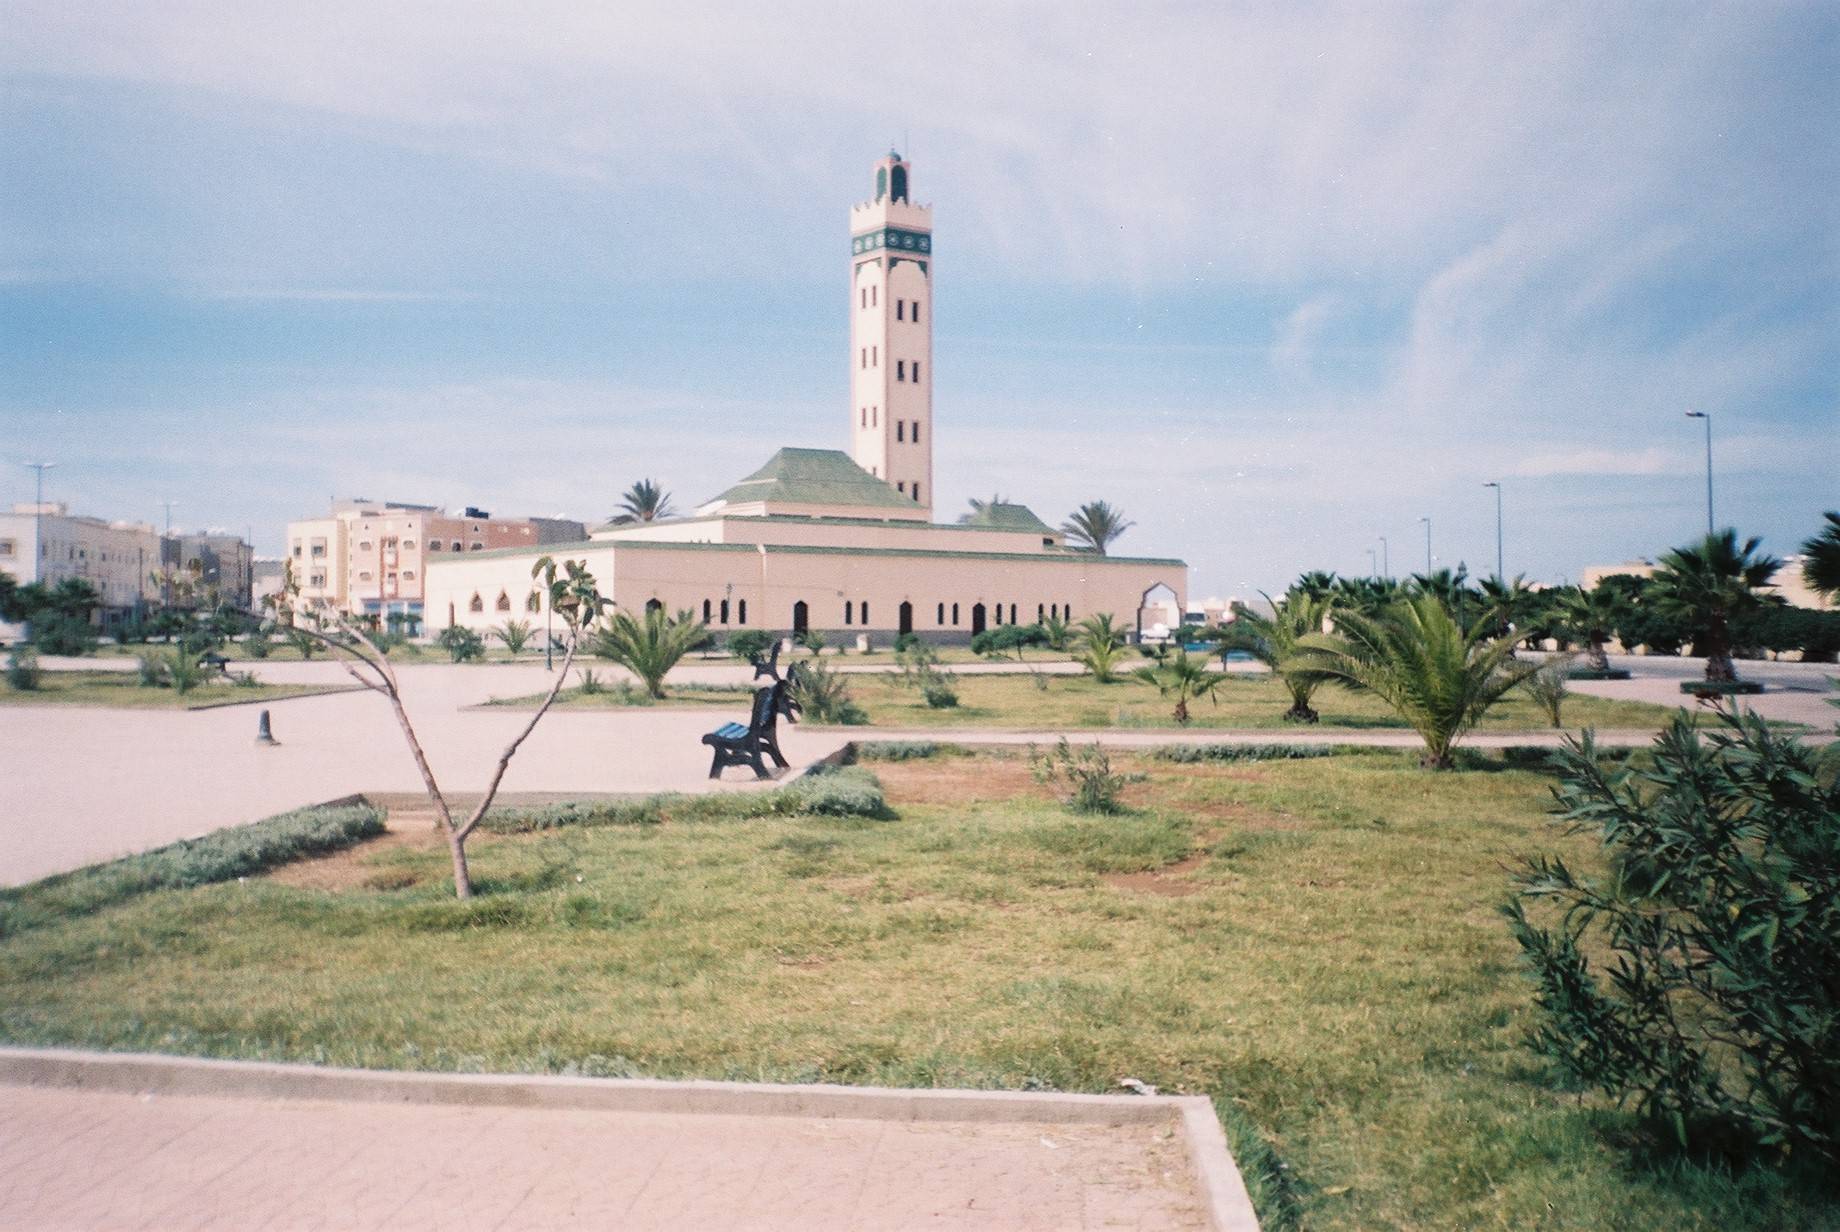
[936, 602, 945, 624]
[526, 592, 540, 612]
[1038, 603, 1046, 621]
[861, 601, 869, 624]
[720, 598, 730, 623]
[844, 601, 853, 626]
[951, 603, 959, 625]
[737, 599, 747, 624]
[645, 598, 663, 615]
[890, 163, 907, 202]
[468, 593, 483, 613]
[703, 598, 712, 621]
[496, 591, 511, 612]
[1010, 604, 1018, 625]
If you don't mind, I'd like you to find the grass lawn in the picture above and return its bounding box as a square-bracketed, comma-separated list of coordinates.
[511, 666, 1683, 731]
[1, 748, 1827, 1229]
[0, 670, 357, 709]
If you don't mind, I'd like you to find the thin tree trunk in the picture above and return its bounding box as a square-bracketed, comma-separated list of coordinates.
[1704, 619, 1736, 682]
[1587, 637, 1609, 673]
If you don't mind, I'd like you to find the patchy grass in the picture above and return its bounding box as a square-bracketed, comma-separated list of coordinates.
[486, 680, 752, 709]
[0, 670, 357, 709]
[1, 752, 1830, 1229]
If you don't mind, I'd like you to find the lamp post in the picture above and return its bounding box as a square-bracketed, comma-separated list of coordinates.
[1685, 411, 1713, 536]
[1365, 547, 1377, 578]
[23, 461, 55, 585]
[1378, 536, 1388, 581]
[1418, 516, 1431, 576]
[160, 500, 179, 605]
[1482, 482, 1503, 581]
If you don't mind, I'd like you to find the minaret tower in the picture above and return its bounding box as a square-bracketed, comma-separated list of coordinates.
[849, 150, 933, 511]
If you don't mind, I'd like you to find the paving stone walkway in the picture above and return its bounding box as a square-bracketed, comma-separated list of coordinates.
[0, 1084, 1209, 1230]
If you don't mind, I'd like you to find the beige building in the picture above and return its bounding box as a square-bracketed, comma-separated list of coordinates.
[1582, 557, 1835, 611]
[287, 501, 586, 620]
[0, 502, 164, 638]
[425, 154, 1186, 643]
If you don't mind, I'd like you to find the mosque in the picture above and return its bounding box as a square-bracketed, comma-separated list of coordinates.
[424, 153, 1186, 644]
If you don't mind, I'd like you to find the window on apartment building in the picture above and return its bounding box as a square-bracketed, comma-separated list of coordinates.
[403, 571, 416, 581]
[872, 406, 878, 426]
[897, 481, 905, 493]
[860, 347, 866, 369]
[860, 288, 866, 309]
[403, 540, 416, 550]
[703, 599, 713, 621]
[451, 540, 462, 551]
[1038, 603, 1046, 621]
[872, 286, 877, 306]
[309, 573, 326, 587]
[860, 407, 866, 427]
[0, 539, 12, 558]
[872, 345, 877, 366]
[1010, 604, 1018, 624]
[292, 543, 302, 557]
[358, 571, 373, 581]
[896, 360, 905, 381]
[896, 420, 904, 442]
[428, 541, 443, 552]
[470, 542, 483, 551]
[358, 541, 372, 551]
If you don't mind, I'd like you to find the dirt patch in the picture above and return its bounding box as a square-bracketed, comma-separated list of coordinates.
[265, 811, 446, 891]
[872, 756, 1047, 807]
[1103, 850, 1210, 897]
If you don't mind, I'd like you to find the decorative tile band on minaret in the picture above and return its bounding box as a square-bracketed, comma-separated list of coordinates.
[849, 150, 933, 512]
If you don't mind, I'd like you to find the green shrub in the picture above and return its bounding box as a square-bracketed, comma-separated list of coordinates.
[791, 658, 866, 724]
[779, 765, 890, 817]
[164, 650, 206, 694]
[136, 651, 168, 687]
[436, 625, 486, 663]
[853, 740, 945, 761]
[6, 648, 42, 690]
[1149, 743, 1348, 764]
[1521, 655, 1573, 727]
[1504, 709, 1840, 1163]
[30, 613, 97, 656]
[893, 632, 921, 653]
[922, 681, 959, 708]
[578, 668, 605, 695]
[485, 797, 668, 833]
[971, 622, 1046, 661]
[482, 767, 891, 832]
[1030, 737, 1127, 815]
[0, 802, 385, 936]
[242, 632, 272, 658]
[231, 670, 261, 688]
[727, 630, 774, 662]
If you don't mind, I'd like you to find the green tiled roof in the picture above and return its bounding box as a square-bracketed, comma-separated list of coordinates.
[959, 502, 1053, 534]
[711, 447, 914, 510]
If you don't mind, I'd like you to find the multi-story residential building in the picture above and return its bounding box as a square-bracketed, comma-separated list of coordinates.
[0, 502, 164, 637]
[165, 531, 255, 610]
[285, 500, 586, 619]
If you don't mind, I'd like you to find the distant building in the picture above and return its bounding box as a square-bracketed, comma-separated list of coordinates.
[0, 502, 164, 637]
[166, 531, 255, 610]
[423, 153, 1186, 643]
[1582, 556, 1835, 612]
[285, 500, 586, 618]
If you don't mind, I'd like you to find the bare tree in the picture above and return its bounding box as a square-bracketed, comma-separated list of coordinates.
[269, 555, 606, 898]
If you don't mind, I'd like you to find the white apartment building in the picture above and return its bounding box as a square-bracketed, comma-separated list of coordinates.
[0, 502, 164, 637]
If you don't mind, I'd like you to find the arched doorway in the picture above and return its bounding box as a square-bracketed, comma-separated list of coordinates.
[645, 598, 663, 615]
[1137, 582, 1181, 641]
[898, 601, 913, 635]
[970, 603, 987, 635]
[792, 600, 809, 635]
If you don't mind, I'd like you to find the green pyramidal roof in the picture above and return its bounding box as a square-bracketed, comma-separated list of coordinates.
[710, 447, 915, 510]
[960, 502, 1054, 534]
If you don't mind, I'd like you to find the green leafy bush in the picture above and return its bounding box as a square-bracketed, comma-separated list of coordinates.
[30, 613, 97, 656]
[971, 622, 1046, 661]
[727, 630, 775, 662]
[577, 668, 605, 695]
[1030, 737, 1127, 814]
[893, 632, 921, 653]
[1504, 709, 1840, 1163]
[135, 650, 168, 686]
[922, 681, 959, 708]
[852, 740, 949, 761]
[437, 625, 486, 663]
[1521, 654, 1573, 728]
[6, 648, 42, 690]
[779, 765, 890, 816]
[0, 802, 385, 936]
[164, 650, 207, 694]
[1149, 743, 1348, 764]
[791, 658, 866, 724]
[482, 767, 891, 832]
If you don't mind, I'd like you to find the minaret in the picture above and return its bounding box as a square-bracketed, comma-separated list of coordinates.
[849, 150, 933, 512]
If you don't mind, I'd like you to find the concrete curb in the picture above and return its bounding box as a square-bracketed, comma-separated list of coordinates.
[0, 1047, 1260, 1230]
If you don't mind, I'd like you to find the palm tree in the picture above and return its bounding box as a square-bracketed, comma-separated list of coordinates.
[1802, 511, 1840, 600]
[492, 619, 534, 655]
[1478, 574, 1539, 653]
[1647, 530, 1780, 683]
[1061, 500, 1134, 555]
[592, 606, 708, 697]
[957, 493, 1011, 524]
[609, 479, 676, 525]
[1073, 612, 1126, 682]
[1285, 592, 1532, 768]
[1332, 575, 1402, 616]
[1554, 584, 1622, 672]
[1217, 590, 1333, 723]
[1409, 565, 1479, 627]
[1292, 571, 1339, 600]
[1132, 648, 1228, 724]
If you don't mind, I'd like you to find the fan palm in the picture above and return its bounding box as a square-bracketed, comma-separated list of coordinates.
[1802, 511, 1840, 599]
[1284, 592, 1533, 768]
[609, 479, 676, 525]
[1409, 565, 1479, 626]
[1060, 500, 1134, 555]
[1292, 571, 1339, 599]
[1554, 584, 1623, 672]
[1647, 530, 1779, 682]
[1132, 648, 1228, 724]
[1217, 590, 1332, 722]
[592, 606, 707, 697]
[1074, 612, 1127, 682]
[1478, 574, 1539, 652]
[957, 493, 1011, 524]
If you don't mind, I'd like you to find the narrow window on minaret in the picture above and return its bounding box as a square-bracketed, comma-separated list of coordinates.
[914, 301, 922, 323]
[872, 286, 878, 306]
[896, 299, 904, 321]
[872, 346, 877, 366]
[896, 421, 904, 442]
[913, 484, 921, 503]
[860, 348, 866, 369]
[914, 362, 922, 383]
[913, 422, 921, 445]
[897, 481, 905, 493]
[896, 360, 905, 381]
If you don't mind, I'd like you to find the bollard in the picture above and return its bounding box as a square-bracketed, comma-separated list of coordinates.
[255, 709, 279, 746]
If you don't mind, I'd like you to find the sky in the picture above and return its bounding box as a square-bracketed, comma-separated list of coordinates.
[2, 2, 1835, 597]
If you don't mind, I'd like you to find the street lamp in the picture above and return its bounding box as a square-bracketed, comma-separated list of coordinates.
[1365, 547, 1377, 578]
[1482, 482, 1504, 581]
[1378, 536, 1388, 581]
[22, 461, 55, 584]
[160, 500, 179, 604]
[1418, 516, 1431, 576]
[1685, 411, 1713, 536]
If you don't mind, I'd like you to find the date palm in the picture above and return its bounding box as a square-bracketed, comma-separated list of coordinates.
[1554, 584, 1622, 672]
[492, 618, 534, 655]
[610, 479, 676, 525]
[1217, 590, 1332, 722]
[1074, 612, 1126, 682]
[592, 605, 708, 697]
[958, 493, 1011, 523]
[1132, 648, 1228, 724]
[1061, 500, 1134, 556]
[1802, 511, 1840, 600]
[1285, 592, 1532, 768]
[1647, 530, 1779, 683]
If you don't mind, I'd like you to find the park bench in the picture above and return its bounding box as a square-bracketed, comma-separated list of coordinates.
[197, 652, 230, 674]
[750, 640, 782, 682]
[703, 680, 791, 780]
